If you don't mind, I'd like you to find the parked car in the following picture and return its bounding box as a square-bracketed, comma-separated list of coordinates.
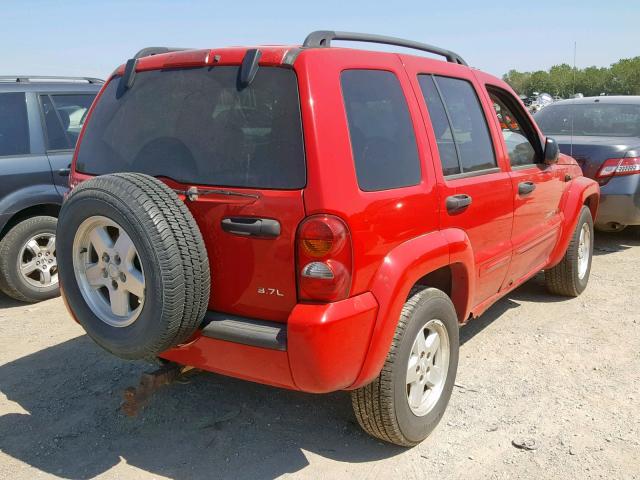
[57, 31, 599, 446]
[0, 76, 101, 302]
[535, 96, 640, 232]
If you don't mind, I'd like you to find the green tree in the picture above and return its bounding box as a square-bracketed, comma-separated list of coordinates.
[503, 56, 640, 97]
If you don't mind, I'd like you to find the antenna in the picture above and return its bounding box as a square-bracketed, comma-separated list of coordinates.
[570, 41, 577, 157]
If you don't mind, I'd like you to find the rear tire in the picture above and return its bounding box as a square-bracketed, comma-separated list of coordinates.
[545, 206, 593, 297]
[0, 216, 59, 303]
[57, 173, 210, 360]
[351, 288, 459, 447]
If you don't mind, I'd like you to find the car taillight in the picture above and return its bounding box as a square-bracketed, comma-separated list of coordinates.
[296, 215, 352, 302]
[596, 157, 640, 185]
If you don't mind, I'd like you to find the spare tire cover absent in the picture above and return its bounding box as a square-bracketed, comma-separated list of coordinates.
[57, 173, 210, 360]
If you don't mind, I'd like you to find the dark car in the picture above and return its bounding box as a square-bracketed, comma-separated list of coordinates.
[0, 76, 101, 302]
[535, 96, 640, 232]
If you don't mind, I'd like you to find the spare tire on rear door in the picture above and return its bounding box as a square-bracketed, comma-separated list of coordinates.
[57, 173, 210, 360]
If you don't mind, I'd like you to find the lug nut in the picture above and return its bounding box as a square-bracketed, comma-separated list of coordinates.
[114, 255, 121, 265]
[119, 272, 126, 282]
[111, 280, 118, 290]
[102, 269, 108, 278]
[102, 253, 110, 263]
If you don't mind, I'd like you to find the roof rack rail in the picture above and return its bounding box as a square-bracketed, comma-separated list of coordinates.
[303, 30, 468, 66]
[0, 76, 104, 84]
[133, 47, 191, 59]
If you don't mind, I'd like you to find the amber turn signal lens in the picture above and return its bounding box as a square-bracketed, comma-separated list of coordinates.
[302, 238, 333, 257]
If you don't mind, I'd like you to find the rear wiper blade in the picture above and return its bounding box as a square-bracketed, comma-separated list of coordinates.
[174, 186, 260, 201]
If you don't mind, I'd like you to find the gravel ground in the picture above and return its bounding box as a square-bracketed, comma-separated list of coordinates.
[1, 229, 639, 480]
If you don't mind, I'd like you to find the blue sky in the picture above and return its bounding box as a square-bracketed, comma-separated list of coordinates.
[2, 0, 638, 80]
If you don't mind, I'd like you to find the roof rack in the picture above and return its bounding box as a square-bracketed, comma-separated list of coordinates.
[303, 30, 468, 66]
[133, 47, 191, 59]
[0, 76, 104, 84]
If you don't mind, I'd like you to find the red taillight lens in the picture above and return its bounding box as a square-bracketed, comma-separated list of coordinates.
[596, 157, 640, 185]
[296, 215, 352, 302]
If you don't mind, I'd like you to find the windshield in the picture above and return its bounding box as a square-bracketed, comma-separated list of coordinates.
[76, 66, 306, 189]
[535, 103, 640, 137]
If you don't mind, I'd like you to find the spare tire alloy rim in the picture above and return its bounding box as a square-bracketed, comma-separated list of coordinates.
[72, 216, 145, 328]
[577, 223, 591, 280]
[406, 319, 450, 417]
[19, 233, 58, 288]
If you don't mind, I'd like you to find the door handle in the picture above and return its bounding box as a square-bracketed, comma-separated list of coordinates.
[57, 163, 71, 177]
[221, 217, 280, 238]
[446, 194, 472, 214]
[518, 181, 536, 195]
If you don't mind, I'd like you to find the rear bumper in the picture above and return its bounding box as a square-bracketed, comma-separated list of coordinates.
[159, 292, 379, 393]
[596, 176, 640, 226]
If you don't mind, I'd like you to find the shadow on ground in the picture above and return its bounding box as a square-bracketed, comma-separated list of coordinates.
[0, 292, 28, 310]
[0, 334, 405, 480]
[592, 226, 640, 256]
[1, 228, 637, 479]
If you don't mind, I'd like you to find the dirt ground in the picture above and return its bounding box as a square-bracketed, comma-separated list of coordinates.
[1, 229, 639, 480]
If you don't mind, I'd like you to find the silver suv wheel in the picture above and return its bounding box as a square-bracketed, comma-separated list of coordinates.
[72, 216, 145, 328]
[18, 233, 58, 288]
[406, 318, 450, 416]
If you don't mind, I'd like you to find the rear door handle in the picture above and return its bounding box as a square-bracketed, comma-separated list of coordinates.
[58, 164, 71, 177]
[221, 217, 280, 238]
[446, 194, 472, 214]
[518, 181, 536, 195]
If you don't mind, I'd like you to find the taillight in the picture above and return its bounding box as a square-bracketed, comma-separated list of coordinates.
[596, 157, 640, 185]
[296, 215, 352, 302]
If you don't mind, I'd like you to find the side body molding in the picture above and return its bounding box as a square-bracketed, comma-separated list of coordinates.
[349, 228, 475, 389]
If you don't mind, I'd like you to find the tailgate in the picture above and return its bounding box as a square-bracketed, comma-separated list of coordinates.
[183, 188, 305, 322]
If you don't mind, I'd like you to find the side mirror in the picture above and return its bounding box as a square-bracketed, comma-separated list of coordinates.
[543, 137, 560, 165]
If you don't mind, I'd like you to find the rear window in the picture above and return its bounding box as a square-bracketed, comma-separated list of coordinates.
[76, 66, 305, 189]
[535, 103, 640, 137]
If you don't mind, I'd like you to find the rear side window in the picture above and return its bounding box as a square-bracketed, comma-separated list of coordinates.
[418, 76, 460, 176]
[41, 94, 95, 150]
[0, 92, 29, 156]
[419, 75, 497, 175]
[341, 70, 421, 191]
[76, 67, 305, 189]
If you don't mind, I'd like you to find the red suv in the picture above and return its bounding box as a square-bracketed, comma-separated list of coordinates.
[58, 31, 600, 446]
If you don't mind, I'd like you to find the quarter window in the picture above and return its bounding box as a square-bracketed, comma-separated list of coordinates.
[0, 92, 29, 156]
[419, 75, 497, 175]
[341, 70, 421, 191]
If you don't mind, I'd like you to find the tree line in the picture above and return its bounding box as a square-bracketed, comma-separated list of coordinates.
[502, 56, 640, 98]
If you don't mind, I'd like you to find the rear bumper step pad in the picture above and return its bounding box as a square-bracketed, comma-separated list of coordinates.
[201, 311, 287, 351]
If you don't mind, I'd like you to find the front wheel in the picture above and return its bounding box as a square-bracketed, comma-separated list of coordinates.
[545, 206, 594, 297]
[351, 288, 459, 446]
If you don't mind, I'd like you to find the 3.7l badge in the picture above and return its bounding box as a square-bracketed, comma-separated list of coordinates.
[257, 287, 284, 297]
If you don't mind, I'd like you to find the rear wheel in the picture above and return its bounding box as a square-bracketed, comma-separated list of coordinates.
[57, 173, 210, 360]
[351, 288, 459, 446]
[545, 206, 594, 297]
[0, 216, 59, 303]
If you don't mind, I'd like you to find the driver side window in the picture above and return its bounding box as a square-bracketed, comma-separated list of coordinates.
[488, 89, 539, 167]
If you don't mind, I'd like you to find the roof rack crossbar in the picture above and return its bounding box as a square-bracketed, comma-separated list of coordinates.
[0, 76, 104, 84]
[303, 30, 468, 66]
[133, 47, 191, 59]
